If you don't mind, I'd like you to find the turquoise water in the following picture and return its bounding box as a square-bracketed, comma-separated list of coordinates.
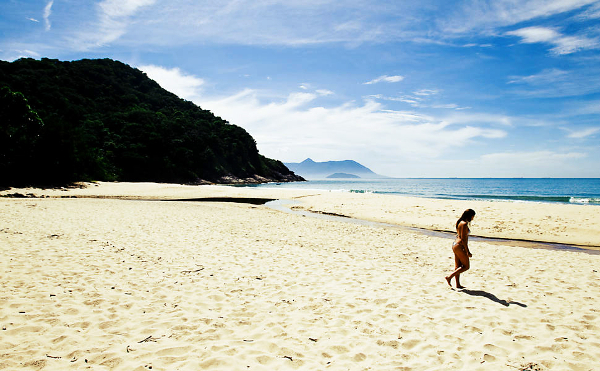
[251, 178, 600, 205]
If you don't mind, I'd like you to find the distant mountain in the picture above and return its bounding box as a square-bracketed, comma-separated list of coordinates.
[327, 173, 360, 179]
[285, 158, 385, 179]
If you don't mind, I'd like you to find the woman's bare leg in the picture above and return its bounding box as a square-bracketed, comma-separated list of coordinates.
[446, 246, 470, 288]
[454, 253, 464, 287]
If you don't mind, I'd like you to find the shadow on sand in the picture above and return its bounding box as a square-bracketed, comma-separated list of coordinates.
[460, 289, 527, 307]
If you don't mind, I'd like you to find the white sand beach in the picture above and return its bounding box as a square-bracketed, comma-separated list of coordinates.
[1, 182, 599, 370]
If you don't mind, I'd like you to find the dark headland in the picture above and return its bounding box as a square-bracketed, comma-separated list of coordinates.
[0, 58, 304, 187]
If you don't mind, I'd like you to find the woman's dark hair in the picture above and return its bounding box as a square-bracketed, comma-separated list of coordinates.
[456, 209, 476, 229]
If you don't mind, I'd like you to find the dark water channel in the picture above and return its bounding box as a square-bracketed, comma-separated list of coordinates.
[264, 199, 600, 255]
[164, 197, 599, 255]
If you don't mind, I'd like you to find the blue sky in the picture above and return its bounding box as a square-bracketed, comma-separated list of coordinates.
[2, 0, 600, 177]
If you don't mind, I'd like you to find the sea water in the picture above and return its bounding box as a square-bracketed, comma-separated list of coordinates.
[251, 178, 600, 205]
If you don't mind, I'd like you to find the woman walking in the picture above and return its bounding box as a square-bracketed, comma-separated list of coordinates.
[445, 209, 475, 289]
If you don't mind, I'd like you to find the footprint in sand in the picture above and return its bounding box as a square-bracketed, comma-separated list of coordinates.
[483, 354, 496, 362]
[256, 355, 273, 365]
[353, 353, 367, 362]
[376, 340, 399, 349]
[330, 345, 349, 354]
[401, 339, 421, 350]
[99, 357, 122, 368]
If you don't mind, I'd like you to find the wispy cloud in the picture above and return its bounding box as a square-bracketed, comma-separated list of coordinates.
[566, 126, 600, 138]
[198, 92, 505, 168]
[99, 0, 156, 18]
[43, 1, 54, 31]
[364, 75, 404, 85]
[440, 0, 598, 35]
[29, 0, 600, 53]
[577, 2, 600, 19]
[138, 64, 204, 101]
[316, 89, 334, 96]
[413, 89, 440, 96]
[508, 68, 568, 85]
[574, 99, 600, 114]
[10, 49, 41, 60]
[69, 0, 156, 48]
[508, 68, 600, 97]
[97, 0, 156, 43]
[506, 26, 599, 55]
[371, 89, 471, 110]
[139, 64, 505, 172]
[103, 1, 404, 47]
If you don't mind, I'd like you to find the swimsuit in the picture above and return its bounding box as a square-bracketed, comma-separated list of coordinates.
[453, 228, 469, 250]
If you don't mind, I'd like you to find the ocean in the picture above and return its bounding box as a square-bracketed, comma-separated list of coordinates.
[251, 178, 600, 205]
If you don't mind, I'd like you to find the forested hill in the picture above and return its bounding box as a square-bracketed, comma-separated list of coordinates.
[0, 58, 303, 187]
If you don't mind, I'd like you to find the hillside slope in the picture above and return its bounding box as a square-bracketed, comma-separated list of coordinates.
[0, 58, 303, 187]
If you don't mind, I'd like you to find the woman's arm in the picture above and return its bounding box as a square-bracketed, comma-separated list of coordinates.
[458, 222, 472, 256]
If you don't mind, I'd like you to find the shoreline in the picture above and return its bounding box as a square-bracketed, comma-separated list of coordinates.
[3, 192, 600, 253]
[2, 181, 599, 248]
[251, 177, 600, 206]
[265, 199, 600, 254]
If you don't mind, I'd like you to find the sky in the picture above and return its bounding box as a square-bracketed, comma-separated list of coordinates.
[1, 0, 600, 178]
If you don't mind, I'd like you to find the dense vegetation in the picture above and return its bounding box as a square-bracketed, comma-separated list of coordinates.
[0, 58, 303, 187]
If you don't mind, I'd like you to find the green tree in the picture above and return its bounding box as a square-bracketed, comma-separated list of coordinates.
[0, 58, 303, 186]
[0, 86, 44, 186]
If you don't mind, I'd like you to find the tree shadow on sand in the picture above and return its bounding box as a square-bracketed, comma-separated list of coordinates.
[460, 289, 527, 307]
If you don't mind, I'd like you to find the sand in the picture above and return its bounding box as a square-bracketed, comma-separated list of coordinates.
[1, 182, 599, 370]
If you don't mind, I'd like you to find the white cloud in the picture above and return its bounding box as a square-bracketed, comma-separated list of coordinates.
[566, 127, 600, 138]
[43, 1, 53, 31]
[364, 75, 404, 85]
[506, 26, 560, 43]
[508, 68, 568, 84]
[106, 0, 402, 47]
[577, 2, 600, 19]
[432, 104, 459, 109]
[99, 0, 156, 18]
[316, 89, 334, 96]
[115, 1, 597, 48]
[508, 68, 600, 97]
[129, 64, 594, 177]
[372, 91, 471, 110]
[138, 65, 205, 101]
[98, 0, 156, 43]
[440, 112, 513, 127]
[70, 0, 157, 48]
[413, 89, 440, 96]
[441, 0, 598, 35]
[11, 49, 41, 60]
[575, 100, 600, 114]
[506, 26, 599, 55]
[550, 34, 599, 54]
[197, 88, 506, 168]
[30, 0, 600, 53]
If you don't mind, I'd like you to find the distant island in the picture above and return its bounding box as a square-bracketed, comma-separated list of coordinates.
[285, 158, 385, 180]
[0, 58, 303, 187]
[327, 173, 360, 179]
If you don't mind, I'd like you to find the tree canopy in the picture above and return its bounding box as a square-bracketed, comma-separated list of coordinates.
[0, 58, 302, 187]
